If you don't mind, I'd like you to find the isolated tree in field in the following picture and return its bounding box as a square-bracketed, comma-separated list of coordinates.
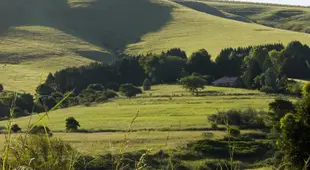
[11, 124, 21, 133]
[66, 117, 80, 132]
[143, 78, 152, 91]
[179, 75, 206, 96]
[119, 84, 142, 98]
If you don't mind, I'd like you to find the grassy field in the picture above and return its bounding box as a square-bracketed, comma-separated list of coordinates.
[0, 85, 284, 132]
[0, 85, 278, 154]
[2, 0, 310, 93]
[0, 85, 284, 169]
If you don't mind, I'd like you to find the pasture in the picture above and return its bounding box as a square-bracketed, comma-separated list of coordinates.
[0, 85, 292, 155]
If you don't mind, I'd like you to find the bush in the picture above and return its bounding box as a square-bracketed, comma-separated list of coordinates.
[119, 83, 142, 98]
[29, 125, 53, 136]
[260, 86, 275, 94]
[87, 84, 105, 91]
[208, 108, 266, 129]
[104, 89, 118, 99]
[11, 124, 21, 133]
[286, 81, 302, 96]
[143, 78, 152, 91]
[66, 117, 80, 132]
[302, 82, 310, 96]
[228, 127, 241, 137]
[95, 95, 108, 103]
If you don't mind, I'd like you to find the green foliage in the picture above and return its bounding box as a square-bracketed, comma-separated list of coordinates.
[29, 125, 53, 137]
[186, 49, 214, 75]
[11, 124, 21, 133]
[228, 127, 241, 137]
[119, 84, 142, 98]
[179, 75, 206, 95]
[208, 108, 266, 129]
[87, 84, 105, 92]
[260, 86, 276, 94]
[104, 89, 118, 99]
[141, 55, 186, 83]
[143, 78, 152, 91]
[278, 94, 310, 169]
[302, 82, 310, 96]
[161, 48, 187, 59]
[66, 117, 80, 132]
[5, 135, 77, 170]
[286, 80, 303, 96]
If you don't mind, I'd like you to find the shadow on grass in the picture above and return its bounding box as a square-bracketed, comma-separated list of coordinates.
[174, 0, 251, 23]
[0, 0, 173, 62]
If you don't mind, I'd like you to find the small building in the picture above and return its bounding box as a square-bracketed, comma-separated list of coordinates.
[212, 76, 242, 88]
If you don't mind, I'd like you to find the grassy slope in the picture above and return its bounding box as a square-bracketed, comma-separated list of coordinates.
[0, 85, 291, 132]
[126, 0, 310, 57]
[202, 0, 310, 33]
[2, 0, 310, 93]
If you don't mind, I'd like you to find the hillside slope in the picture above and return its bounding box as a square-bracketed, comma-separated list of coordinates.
[201, 0, 310, 33]
[2, 0, 310, 92]
[126, 0, 310, 57]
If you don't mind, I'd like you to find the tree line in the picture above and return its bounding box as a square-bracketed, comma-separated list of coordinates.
[1, 41, 309, 118]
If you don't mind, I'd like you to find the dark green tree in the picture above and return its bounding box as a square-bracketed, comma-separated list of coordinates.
[66, 117, 80, 132]
[278, 89, 310, 169]
[45, 73, 55, 86]
[87, 84, 105, 91]
[179, 75, 206, 96]
[186, 49, 214, 75]
[11, 124, 21, 133]
[119, 84, 142, 98]
[143, 78, 152, 91]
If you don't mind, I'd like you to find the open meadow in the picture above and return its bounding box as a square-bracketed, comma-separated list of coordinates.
[0, 85, 292, 155]
[0, 85, 282, 131]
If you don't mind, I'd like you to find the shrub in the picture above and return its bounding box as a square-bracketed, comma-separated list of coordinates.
[104, 89, 118, 99]
[302, 82, 310, 96]
[66, 117, 80, 132]
[143, 78, 152, 91]
[95, 95, 108, 103]
[11, 124, 21, 133]
[286, 81, 302, 96]
[208, 108, 266, 129]
[119, 83, 142, 98]
[29, 125, 53, 136]
[260, 86, 275, 94]
[87, 84, 105, 91]
[228, 127, 241, 137]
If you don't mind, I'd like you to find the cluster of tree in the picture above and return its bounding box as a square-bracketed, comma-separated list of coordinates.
[30, 41, 310, 111]
[0, 87, 43, 119]
[263, 83, 310, 169]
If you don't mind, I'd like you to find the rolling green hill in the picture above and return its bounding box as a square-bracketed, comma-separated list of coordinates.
[2, 0, 310, 92]
[201, 0, 310, 33]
